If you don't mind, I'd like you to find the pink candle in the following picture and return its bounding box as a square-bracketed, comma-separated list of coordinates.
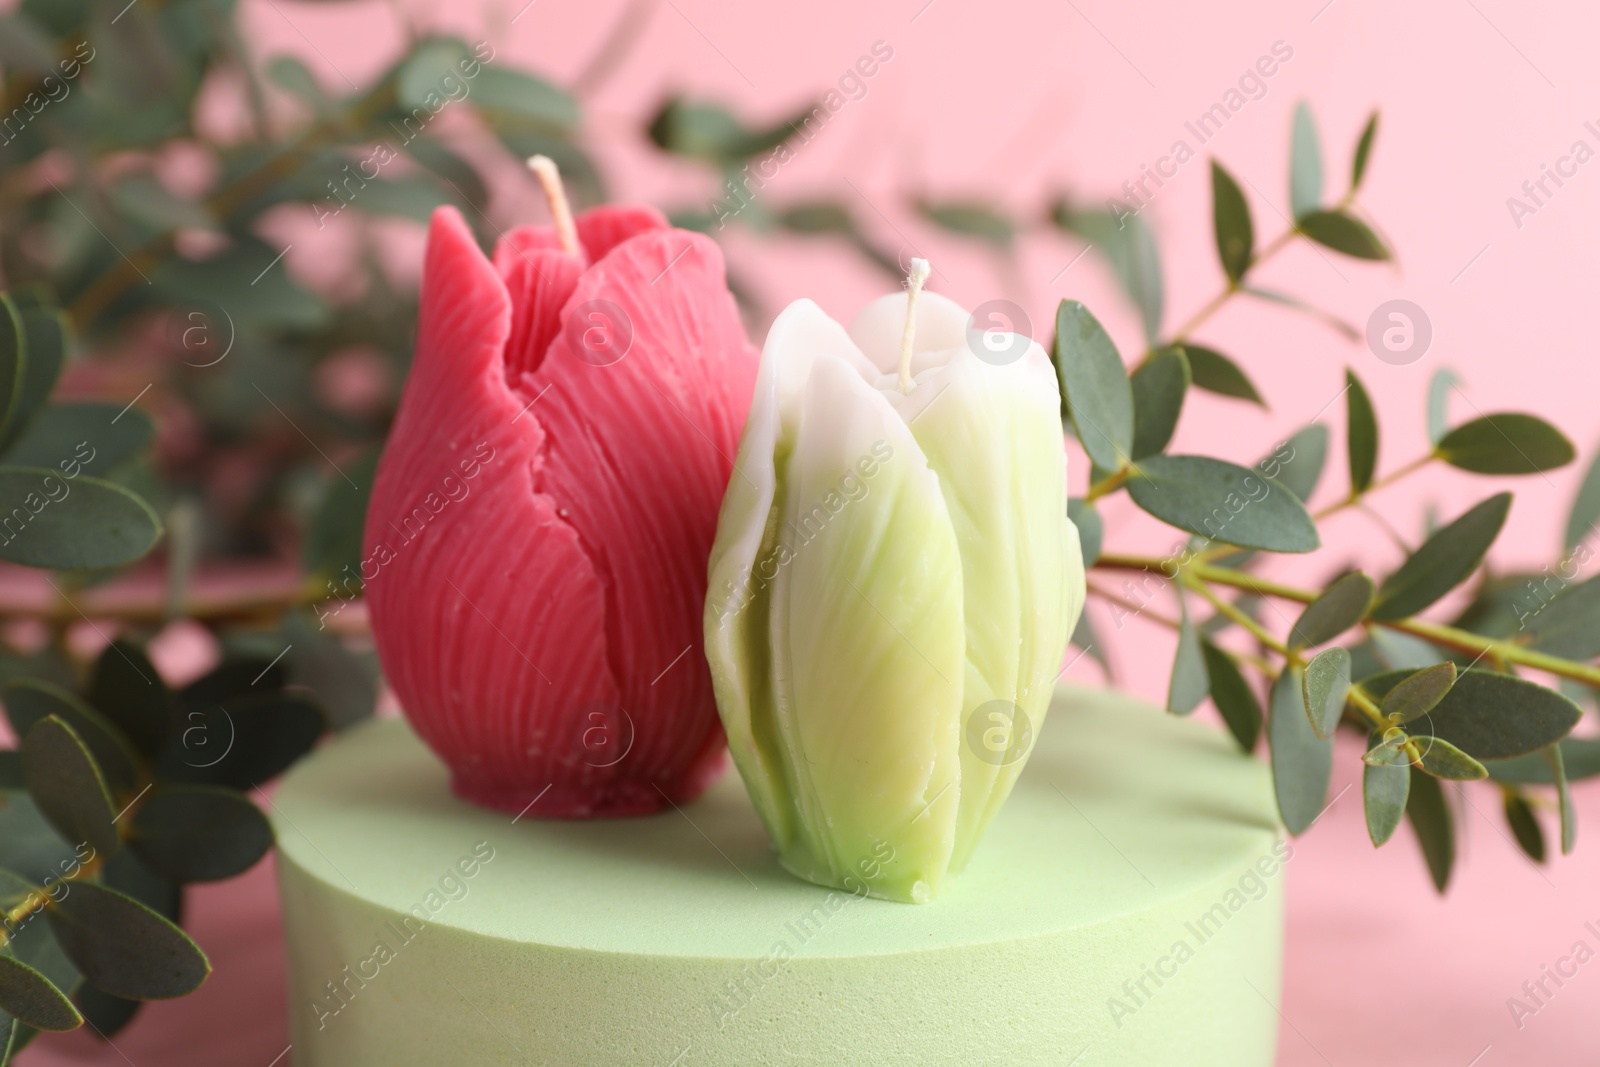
[364, 160, 757, 817]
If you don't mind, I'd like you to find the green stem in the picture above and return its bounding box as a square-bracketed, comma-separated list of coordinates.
[1093, 554, 1600, 689]
[1313, 453, 1438, 521]
[1084, 465, 1131, 503]
[1181, 571, 1294, 658]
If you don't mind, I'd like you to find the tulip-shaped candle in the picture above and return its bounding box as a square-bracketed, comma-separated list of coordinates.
[705, 262, 1085, 902]
[364, 159, 756, 817]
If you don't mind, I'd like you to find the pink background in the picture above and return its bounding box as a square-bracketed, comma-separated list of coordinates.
[25, 0, 1600, 1063]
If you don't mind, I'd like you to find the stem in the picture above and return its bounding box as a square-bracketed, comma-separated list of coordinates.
[1084, 466, 1131, 503]
[1085, 580, 1179, 631]
[0, 853, 103, 951]
[1182, 572, 1294, 658]
[1094, 554, 1600, 689]
[1346, 685, 1387, 730]
[1162, 227, 1300, 350]
[1313, 453, 1437, 521]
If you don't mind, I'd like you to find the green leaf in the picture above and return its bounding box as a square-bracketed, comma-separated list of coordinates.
[1548, 744, 1575, 855]
[0, 403, 154, 479]
[1361, 668, 1582, 760]
[1181, 344, 1264, 406]
[1289, 571, 1375, 649]
[1068, 609, 1113, 681]
[1566, 443, 1600, 550]
[0, 956, 81, 1032]
[1052, 301, 1133, 471]
[1264, 424, 1329, 504]
[46, 882, 209, 1001]
[0, 790, 80, 888]
[1301, 646, 1350, 740]
[157, 691, 327, 791]
[1377, 662, 1458, 725]
[0, 468, 162, 571]
[1269, 666, 1334, 835]
[1351, 111, 1379, 191]
[915, 200, 1014, 248]
[265, 55, 328, 112]
[1503, 789, 1545, 864]
[280, 615, 378, 732]
[1210, 160, 1253, 283]
[1127, 455, 1319, 552]
[1289, 102, 1323, 219]
[469, 68, 580, 131]
[1415, 736, 1487, 780]
[0, 298, 26, 447]
[21, 718, 119, 859]
[1129, 348, 1189, 458]
[1067, 498, 1101, 568]
[1200, 639, 1261, 752]
[1363, 741, 1409, 846]
[1296, 210, 1389, 259]
[1487, 737, 1600, 784]
[86, 642, 171, 762]
[1168, 602, 1208, 715]
[1370, 492, 1511, 620]
[1051, 205, 1164, 344]
[0, 301, 66, 456]
[1426, 368, 1461, 446]
[1522, 576, 1600, 660]
[1345, 369, 1377, 495]
[1406, 768, 1454, 892]
[128, 787, 273, 884]
[1436, 413, 1575, 475]
[304, 448, 378, 583]
[4, 680, 139, 795]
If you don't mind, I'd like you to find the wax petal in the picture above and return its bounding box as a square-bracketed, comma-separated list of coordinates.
[893, 339, 1084, 868]
[707, 300, 965, 902]
[366, 208, 755, 816]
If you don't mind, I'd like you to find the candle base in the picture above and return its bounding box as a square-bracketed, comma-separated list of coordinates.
[274, 684, 1284, 1065]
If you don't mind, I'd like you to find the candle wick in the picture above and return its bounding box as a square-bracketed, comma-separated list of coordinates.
[527, 155, 581, 257]
[898, 257, 931, 395]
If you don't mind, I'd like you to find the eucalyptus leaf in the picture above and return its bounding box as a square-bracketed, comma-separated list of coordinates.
[0, 403, 154, 480]
[1067, 498, 1101, 568]
[1127, 455, 1319, 552]
[1548, 744, 1575, 855]
[1345, 369, 1377, 495]
[0, 301, 67, 456]
[1130, 348, 1189, 458]
[129, 787, 273, 884]
[1503, 790, 1547, 866]
[1426, 368, 1461, 446]
[1052, 301, 1133, 472]
[1368, 628, 1450, 671]
[0, 468, 162, 571]
[1436, 414, 1575, 475]
[1370, 493, 1511, 620]
[1378, 662, 1458, 725]
[1289, 571, 1375, 649]
[46, 883, 210, 1001]
[157, 691, 327, 791]
[1289, 102, 1323, 219]
[915, 200, 1014, 248]
[1210, 161, 1253, 283]
[0, 298, 24, 448]
[1052, 205, 1164, 343]
[0, 956, 81, 1032]
[1522, 576, 1600, 660]
[21, 718, 120, 859]
[1361, 668, 1582, 760]
[1415, 736, 1488, 780]
[1200, 639, 1261, 752]
[1297, 210, 1389, 259]
[1565, 443, 1600, 550]
[265, 56, 328, 112]
[1269, 666, 1334, 835]
[1301, 647, 1351, 740]
[1351, 111, 1379, 191]
[86, 642, 171, 762]
[1181, 344, 1264, 406]
[1406, 768, 1454, 892]
[75, 986, 144, 1043]
[305, 448, 378, 583]
[4, 680, 139, 796]
[1266, 424, 1329, 505]
[1363, 741, 1409, 846]
[1067, 609, 1113, 681]
[1487, 738, 1600, 784]
[1168, 602, 1208, 716]
[469, 68, 579, 131]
